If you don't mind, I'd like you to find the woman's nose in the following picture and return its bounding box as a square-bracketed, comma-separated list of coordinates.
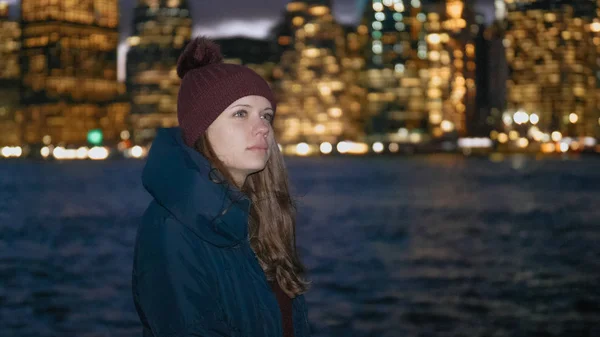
[253, 116, 270, 136]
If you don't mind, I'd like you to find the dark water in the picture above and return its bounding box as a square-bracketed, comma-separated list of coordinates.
[1, 154, 600, 337]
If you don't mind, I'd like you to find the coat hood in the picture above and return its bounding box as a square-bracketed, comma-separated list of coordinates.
[141, 127, 251, 247]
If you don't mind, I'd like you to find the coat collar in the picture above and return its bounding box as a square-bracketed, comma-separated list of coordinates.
[142, 127, 250, 247]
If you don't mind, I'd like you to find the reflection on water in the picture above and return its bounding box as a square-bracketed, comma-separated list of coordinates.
[1, 154, 599, 337]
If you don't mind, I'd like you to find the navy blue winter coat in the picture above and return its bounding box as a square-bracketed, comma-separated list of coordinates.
[132, 127, 311, 337]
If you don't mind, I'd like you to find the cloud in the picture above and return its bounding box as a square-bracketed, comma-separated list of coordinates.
[192, 18, 278, 39]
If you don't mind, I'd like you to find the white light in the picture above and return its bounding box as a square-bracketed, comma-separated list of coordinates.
[375, 12, 385, 21]
[513, 110, 529, 125]
[372, 142, 384, 153]
[394, 2, 404, 12]
[296, 143, 310, 156]
[42, 135, 52, 145]
[569, 113, 578, 124]
[337, 141, 351, 154]
[395, 63, 405, 73]
[411, 0, 421, 8]
[120, 130, 131, 140]
[88, 147, 109, 160]
[320, 142, 333, 154]
[441, 120, 454, 132]
[409, 133, 422, 143]
[416, 13, 426, 22]
[383, 0, 393, 6]
[372, 44, 383, 54]
[397, 128, 409, 141]
[41, 147, 51, 158]
[0, 146, 21, 158]
[64, 149, 77, 160]
[529, 126, 542, 141]
[583, 137, 596, 147]
[517, 137, 529, 148]
[373, 2, 384, 11]
[458, 138, 493, 148]
[541, 133, 550, 142]
[389, 142, 399, 153]
[529, 113, 539, 125]
[53, 146, 66, 159]
[76, 147, 88, 159]
[559, 142, 569, 153]
[551, 131, 562, 142]
[372, 21, 383, 31]
[427, 33, 441, 44]
[131, 145, 144, 158]
[502, 112, 513, 126]
[395, 22, 405, 31]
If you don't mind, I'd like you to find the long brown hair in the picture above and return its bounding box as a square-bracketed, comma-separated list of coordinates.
[195, 133, 311, 298]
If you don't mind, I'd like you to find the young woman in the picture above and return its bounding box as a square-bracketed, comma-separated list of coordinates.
[132, 37, 311, 337]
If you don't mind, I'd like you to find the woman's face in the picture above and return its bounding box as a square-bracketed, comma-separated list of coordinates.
[206, 95, 274, 187]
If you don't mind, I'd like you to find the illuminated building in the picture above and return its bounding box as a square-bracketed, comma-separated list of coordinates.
[0, 1, 21, 146]
[271, 1, 367, 149]
[504, 0, 600, 140]
[126, 0, 191, 145]
[425, 0, 478, 138]
[272, 0, 334, 53]
[20, 0, 128, 147]
[361, 0, 430, 143]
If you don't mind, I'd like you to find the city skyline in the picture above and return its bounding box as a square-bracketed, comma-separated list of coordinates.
[2, 0, 598, 156]
[4, 0, 495, 39]
[5, 0, 495, 82]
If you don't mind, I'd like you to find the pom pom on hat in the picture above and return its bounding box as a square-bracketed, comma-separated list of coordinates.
[176, 36, 224, 79]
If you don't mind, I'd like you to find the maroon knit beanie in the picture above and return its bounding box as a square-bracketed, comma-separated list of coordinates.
[176, 36, 277, 147]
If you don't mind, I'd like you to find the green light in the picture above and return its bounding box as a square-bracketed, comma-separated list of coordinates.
[87, 129, 103, 146]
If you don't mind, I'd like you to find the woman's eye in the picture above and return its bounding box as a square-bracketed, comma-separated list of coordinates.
[233, 110, 247, 118]
[262, 113, 274, 123]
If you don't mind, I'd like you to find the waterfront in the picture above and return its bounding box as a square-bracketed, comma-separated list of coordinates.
[1, 154, 599, 337]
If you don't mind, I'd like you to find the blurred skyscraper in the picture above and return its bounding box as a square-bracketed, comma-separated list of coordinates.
[270, 1, 367, 152]
[504, 0, 600, 140]
[19, 0, 129, 147]
[0, 1, 21, 146]
[483, 18, 508, 134]
[361, 0, 430, 144]
[425, 0, 479, 138]
[360, 0, 481, 145]
[126, 0, 192, 145]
